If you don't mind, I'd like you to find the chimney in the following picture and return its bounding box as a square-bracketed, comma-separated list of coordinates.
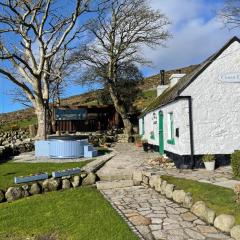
[157, 70, 168, 97]
[160, 70, 165, 85]
[169, 73, 186, 87]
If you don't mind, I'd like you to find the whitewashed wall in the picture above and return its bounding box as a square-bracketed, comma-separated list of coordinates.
[141, 99, 190, 155]
[181, 40, 240, 155]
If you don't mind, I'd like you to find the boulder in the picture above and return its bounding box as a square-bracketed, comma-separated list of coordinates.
[160, 180, 167, 195]
[71, 175, 81, 188]
[191, 201, 216, 224]
[21, 184, 30, 197]
[42, 178, 61, 192]
[172, 190, 186, 204]
[62, 179, 71, 189]
[82, 172, 97, 186]
[214, 214, 235, 233]
[132, 170, 142, 185]
[230, 225, 240, 240]
[165, 184, 175, 199]
[154, 177, 162, 192]
[183, 192, 193, 208]
[5, 187, 23, 202]
[29, 182, 42, 195]
[149, 175, 159, 188]
[0, 190, 5, 202]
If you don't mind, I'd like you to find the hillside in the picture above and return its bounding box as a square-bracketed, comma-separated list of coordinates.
[0, 64, 199, 130]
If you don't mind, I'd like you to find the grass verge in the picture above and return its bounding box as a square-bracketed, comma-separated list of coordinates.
[0, 161, 91, 190]
[0, 187, 138, 240]
[161, 175, 240, 224]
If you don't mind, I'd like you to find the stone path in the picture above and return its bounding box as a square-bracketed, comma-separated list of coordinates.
[96, 144, 159, 181]
[102, 186, 232, 240]
[97, 143, 239, 189]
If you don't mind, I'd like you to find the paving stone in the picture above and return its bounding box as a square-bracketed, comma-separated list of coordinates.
[197, 225, 218, 235]
[185, 228, 205, 239]
[152, 230, 167, 240]
[180, 212, 198, 222]
[129, 214, 151, 226]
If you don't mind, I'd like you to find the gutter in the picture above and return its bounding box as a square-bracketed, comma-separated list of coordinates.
[176, 96, 195, 169]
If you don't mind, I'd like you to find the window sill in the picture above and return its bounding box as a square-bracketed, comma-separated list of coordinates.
[167, 139, 175, 145]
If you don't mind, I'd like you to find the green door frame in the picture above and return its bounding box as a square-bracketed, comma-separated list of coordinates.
[158, 111, 164, 155]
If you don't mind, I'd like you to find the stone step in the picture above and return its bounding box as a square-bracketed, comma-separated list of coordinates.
[96, 180, 134, 190]
[97, 172, 133, 181]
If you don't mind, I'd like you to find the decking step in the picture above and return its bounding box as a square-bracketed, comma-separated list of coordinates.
[96, 180, 134, 190]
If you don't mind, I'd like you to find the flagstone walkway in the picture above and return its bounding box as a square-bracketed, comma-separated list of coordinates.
[102, 186, 232, 240]
[97, 143, 239, 189]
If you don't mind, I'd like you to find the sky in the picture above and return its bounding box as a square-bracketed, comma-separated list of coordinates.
[0, 0, 239, 113]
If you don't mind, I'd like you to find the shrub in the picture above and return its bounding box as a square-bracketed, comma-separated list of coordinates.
[231, 150, 240, 178]
[202, 154, 215, 162]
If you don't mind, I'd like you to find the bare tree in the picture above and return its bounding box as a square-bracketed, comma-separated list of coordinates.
[218, 0, 240, 28]
[0, 0, 92, 139]
[75, 0, 170, 137]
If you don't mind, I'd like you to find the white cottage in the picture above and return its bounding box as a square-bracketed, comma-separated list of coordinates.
[139, 36, 240, 168]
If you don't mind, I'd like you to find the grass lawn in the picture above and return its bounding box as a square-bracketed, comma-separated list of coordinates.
[0, 161, 91, 190]
[0, 187, 138, 240]
[162, 175, 240, 224]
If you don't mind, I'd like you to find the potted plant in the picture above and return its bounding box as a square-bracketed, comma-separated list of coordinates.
[142, 139, 148, 152]
[202, 154, 216, 171]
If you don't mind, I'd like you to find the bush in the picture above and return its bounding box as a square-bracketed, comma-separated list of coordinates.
[202, 154, 215, 162]
[231, 150, 240, 178]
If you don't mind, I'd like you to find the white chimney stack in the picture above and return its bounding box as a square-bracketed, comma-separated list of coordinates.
[169, 74, 186, 87]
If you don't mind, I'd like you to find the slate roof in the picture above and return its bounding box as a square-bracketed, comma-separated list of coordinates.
[140, 36, 240, 117]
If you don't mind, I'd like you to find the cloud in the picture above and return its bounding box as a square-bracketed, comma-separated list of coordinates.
[142, 0, 240, 76]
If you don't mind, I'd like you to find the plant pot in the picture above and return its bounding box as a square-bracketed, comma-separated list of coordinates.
[142, 143, 148, 152]
[204, 161, 215, 171]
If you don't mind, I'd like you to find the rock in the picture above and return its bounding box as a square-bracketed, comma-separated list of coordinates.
[132, 170, 142, 185]
[29, 182, 42, 195]
[5, 187, 23, 202]
[191, 201, 216, 224]
[160, 180, 167, 195]
[21, 185, 30, 197]
[62, 179, 71, 189]
[183, 192, 193, 208]
[172, 190, 186, 203]
[214, 214, 235, 233]
[0, 190, 5, 202]
[230, 225, 240, 240]
[154, 177, 162, 192]
[165, 184, 175, 199]
[71, 175, 81, 188]
[42, 178, 61, 192]
[142, 175, 149, 185]
[82, 172, 97, 185]
[149, 175, 159, 188]
[80, 172, 88, 178]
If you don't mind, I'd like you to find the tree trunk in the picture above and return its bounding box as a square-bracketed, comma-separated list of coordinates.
[35, 105, 46, 139]
[107, 84, 133, 138]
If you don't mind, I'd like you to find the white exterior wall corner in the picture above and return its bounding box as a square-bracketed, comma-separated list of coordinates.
[141, 99, 190, 155]
[181, 40, 240, 155]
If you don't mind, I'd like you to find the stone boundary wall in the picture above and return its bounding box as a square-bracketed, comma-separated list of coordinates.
[0, 171, 97, 204]
[132, 170, 240, 240]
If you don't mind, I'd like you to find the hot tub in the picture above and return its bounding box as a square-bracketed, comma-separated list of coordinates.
[49, 136, 88, 159]
[35, 135, 91, 159]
